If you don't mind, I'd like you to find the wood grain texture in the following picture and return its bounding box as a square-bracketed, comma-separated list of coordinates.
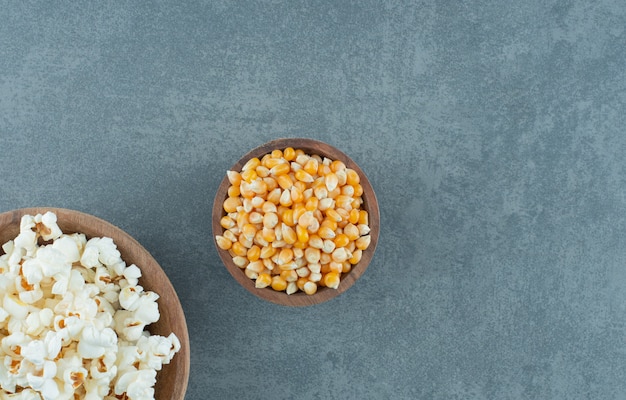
[212, 138, 380, 307]
[0, 207, 189, 400]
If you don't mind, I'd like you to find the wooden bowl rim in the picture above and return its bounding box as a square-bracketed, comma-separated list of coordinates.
[0, 207, 190, 400]
[212, 138, 380, 307]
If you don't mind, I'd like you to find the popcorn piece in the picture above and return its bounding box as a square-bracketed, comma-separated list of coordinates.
[114, 368, 156, 400]
[35, 212, 62, 242]
[77, 326, 117, 359]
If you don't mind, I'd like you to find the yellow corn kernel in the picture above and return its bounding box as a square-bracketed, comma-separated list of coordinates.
[304, 197, 319, 211]
[304, 247, 321, 264]
[263, 177, 278, 191]
[270, 149, 283, 159]
[223, 229, 238, 243]
[358, 210, 369, 225]
[335, 208, 350, 223]
[232, 256, 248, 268]
[281, 224, 297, 244]
[292, 203, 306, 222]
[283, 147, 296, 161]
[255, 273, 272, 288]
[330, 159, 346, 172]
[318, 225, 336, 240]
[262, 258, 276, 271]
[324, 172, 338, 192]
[295, 169, 314, 183]
[323, 272, 341, 289]
[277, 248, 294, 265]
[281, 209, 295, 226]
[297, 211, 315, 229]
[353, 183, 364, 197]
[295, 153, 309, 166]
[227, 185, 241, 198]
[247, 245, 261, 262]
[343, 223, 360, 241]
[227, 170, 242, 186]
[358, 224, 371, 236]
[325, 209, 342, 223]
[303, 158, 319, 175]
[249, 211, 263, 224]
[262, 212, 278, 229]
[296, 266, 310, 278]
[308, 235, 323, 249]
[220, 216, 235, 229]
[329, 261, 343, 273]
[296, 277, 308, 291]
[241, 168, 257, 183]
[279, 188, 293, 207]
[271, 275, 288, 292]
[261, 227, 276, 243]
[327, 187, 341, 199]
[238, 234, 253, 249]
[318, 197, 334, 211]
[331, 247, 349, 262]
[260, 246, 277, 259]
[308, 262, 321, 274]
[254, 230, 268, 247]
[314, 186, 328, 200]
[290, 187, 304, 203]
[340, 185, 354, 198]
[274, 174, 291, 192]
[349, 249, 362, 264]
[239, 181, 256, 198]
[280, 270, 298, 282]
[335, 169, 347, 186]
[242, 157, 261, 172]
[249, 179, 267, 195]
[296, 225, 309, 243]
[251, 196, 265, 208]
[351, 198, 362, 209]
[346, 168, 360, 185]
[231, 242, 248, 257]
[356, 235, 371, 250]
[256, 165, 270, 178]
[348, 209, 360, 225]
[317, 163, 331, 177]
[286, 281, 298, 295]
[335, 195, 353, 210]
[320, 263, 332, 274]
[303, 281, 318, 295]
[293, 240, 307, 249]
[294, 148, 305, 157]
[246, 260, 264, 274]
[223, 197, 241, 213]
[334, 233, 350, 248]
[342, 261, 352, 273]
[270, 162, 291, 176]
[322, 239, 336, 254]
[215, 235, 232, 250]
[262, 201, 277, 213]
[241, 223, 257, 240]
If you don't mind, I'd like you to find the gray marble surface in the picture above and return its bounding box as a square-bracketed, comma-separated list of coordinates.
[2, 1, 626, 399]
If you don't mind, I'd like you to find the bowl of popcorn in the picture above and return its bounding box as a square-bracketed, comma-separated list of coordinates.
[212, 138, 380, 306]
[0, 207, 189, 400]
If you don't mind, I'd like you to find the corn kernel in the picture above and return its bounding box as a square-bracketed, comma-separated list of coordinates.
[303, 158, 319, 175]
[220, 216, 235, 229]
[308, 235, 323, 249]
[323, 272, 341, 289]
[334, 234, 350, 248]
[270, 162, 290, 176]
[231, 242, 248, 257]
[277, 248, 294, 265]
[279, 188, 293, 206]
[290, 187, 304, 203]
[271, 276, 287, 291]
[232, 256, 248, 268]
[358, 210, 369, 225]
[241, 168, 257, 183]
[227, 170, 242, 186]
[318, 226, 336, 240]
[215, 235, 232, 250]
[295, 169, 314, 183]
[283, 147, 296, 161]
[249, 211, 263, 224]
[255, 273, 272, 288]
[356, 235, 371, 250]
[247, 245, 261, 262]
[296, 224, 309, 243]
[329, 261, 343, 273]
[263, 212, 278, 229]
[286, 282, 298, 295]
[326, 209, 342, 223]
[331, 247, 349, 262]
[260, 246, 277, 259]
[223, 197, 241, 213]
[349, 249, 362, 264]
[228, 185, 241, 197]
[303, 281, 317, 295]
[304, 247, 321, 264]
[242, 157, 261, 172]
[281, 224, 297, 244]
[322, 239, 336, 254]
[346, 168, 360, 185]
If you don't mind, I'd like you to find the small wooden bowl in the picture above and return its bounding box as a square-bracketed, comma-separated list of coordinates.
[212, 138, 380, 306]
[0, 207, 190, 400]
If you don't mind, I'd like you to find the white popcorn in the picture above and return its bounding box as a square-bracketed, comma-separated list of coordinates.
[0, 212, 181, 399]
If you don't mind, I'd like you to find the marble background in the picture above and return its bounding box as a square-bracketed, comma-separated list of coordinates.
[2, 1, 626, 399]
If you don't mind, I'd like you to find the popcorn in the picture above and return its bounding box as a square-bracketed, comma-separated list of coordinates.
[0, 212, 181, 399]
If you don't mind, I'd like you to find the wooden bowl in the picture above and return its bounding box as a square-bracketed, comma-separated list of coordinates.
[0, 207, 190, 400]
[212, 138, 380, 306]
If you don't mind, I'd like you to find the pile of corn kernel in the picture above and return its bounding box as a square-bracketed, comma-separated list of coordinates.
[0, 212, 180, 400]
[215, 147, 371, 295]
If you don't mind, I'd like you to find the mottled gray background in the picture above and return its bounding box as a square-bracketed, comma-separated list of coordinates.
[2, 1, 626, 399]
